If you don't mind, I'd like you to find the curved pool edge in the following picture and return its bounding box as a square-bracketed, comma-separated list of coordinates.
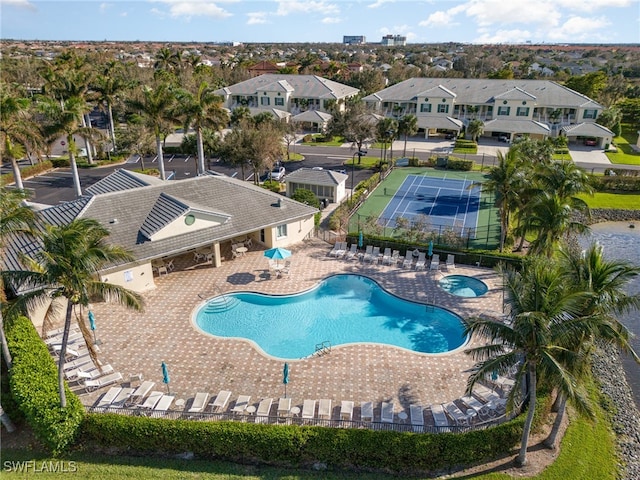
[190, 273, 472, 361]
[438, 274, 490, 298]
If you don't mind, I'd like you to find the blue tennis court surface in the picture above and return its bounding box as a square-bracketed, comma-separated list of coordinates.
[380, 174, 481, 236]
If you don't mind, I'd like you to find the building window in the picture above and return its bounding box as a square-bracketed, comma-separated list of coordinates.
[516, 107, 530, 117]
[275, 97, 284, 106]
[583, 109, 597, 119]
[261, 96, 270, 106]
[420, 103, 431, 113]
[437, 104, 449, 114]
[276, 224, 287, 239]
[498, 106, 511, 116]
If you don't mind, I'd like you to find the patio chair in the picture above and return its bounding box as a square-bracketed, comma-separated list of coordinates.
[152, 394, 175, 414]
[328, 242, 344, 257]
[280, 260, 292, 278]
[367, 246, 380, 264]
[255, 397, 273, 423]
[126, 380, 156, 406]
[318, 399, 332, 419]
[430, 254, 440, 271]
[361, 401, 374, 422]
[362, 245, 374, 262]
[390, 250, 400, 266]
[277, 397, 291, 417]
[446, 254, 456, 270]
[45, 331, 82, 346]
[460, 395, 489, 419]
[302, 399, 316, 422]
[138, 391, 164, 410]
[382, 247, 392, 265]
[83, 372, 123, 392]
[344, 244, 357, 260]
[340, 400, 354, 421]
[63, 355, 94, 372]
[410, 405, 425, 432]
[110, 387, 135, 408]
[231, 395, 252, 415]
[95, 387, 123, 410]
[443, 401, 468, 425]
[75, 364, 114, 381]
[381, 401, 394, 423]
[430, 404, 451, 430]
[188, 392, 210, 413]
[211, 390, 232, 412]
[402, 251, 413, 268]
[415, 252, 427, 270]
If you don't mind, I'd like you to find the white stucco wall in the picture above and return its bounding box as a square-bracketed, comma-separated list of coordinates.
[100, 263, 156, 294]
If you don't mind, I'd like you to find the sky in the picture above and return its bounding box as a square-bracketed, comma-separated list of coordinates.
[1, 0, 639, 45]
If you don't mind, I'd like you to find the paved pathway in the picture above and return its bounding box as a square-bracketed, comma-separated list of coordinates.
[81, 239, 504, 418]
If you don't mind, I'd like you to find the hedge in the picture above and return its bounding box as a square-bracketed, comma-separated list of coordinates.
[445, 157, 474, 171]
[81, 414, 523, 474]
[590, 174, 640, 192]
[0, 160, 53, 187]
[6, 316, 84, 454]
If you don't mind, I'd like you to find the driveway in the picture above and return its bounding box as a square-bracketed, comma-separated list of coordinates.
[568, 144, 612, 166]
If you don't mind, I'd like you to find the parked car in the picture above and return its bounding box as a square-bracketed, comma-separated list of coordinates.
[498, 135, 510, 143]
[584, 138, 597, 146]
[444, 132, 455, 140]
[269, 166, 286, 182]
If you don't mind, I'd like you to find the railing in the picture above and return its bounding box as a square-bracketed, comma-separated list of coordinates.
[85, 405, 518, 433]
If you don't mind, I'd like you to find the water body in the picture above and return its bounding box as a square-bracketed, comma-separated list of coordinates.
[584, 222, 640, 410]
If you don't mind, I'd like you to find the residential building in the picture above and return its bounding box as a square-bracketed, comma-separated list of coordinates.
[285, 168, 349, 204]
[362, 78, 608, 142]
[343, 35, 366, 45]
[381, 35, 407, 46]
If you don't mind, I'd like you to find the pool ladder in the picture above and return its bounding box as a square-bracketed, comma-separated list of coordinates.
[314, 341, 332, 357]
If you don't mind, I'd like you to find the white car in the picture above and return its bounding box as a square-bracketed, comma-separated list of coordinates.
[269, 166, 286, 182]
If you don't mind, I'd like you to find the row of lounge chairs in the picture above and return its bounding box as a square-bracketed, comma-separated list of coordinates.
[328, 243, 456, 270]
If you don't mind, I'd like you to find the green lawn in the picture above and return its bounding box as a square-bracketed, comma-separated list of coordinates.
[606, 128, 640, 165]
[300, 135, 345, 147]
[579, 192, 640, 209]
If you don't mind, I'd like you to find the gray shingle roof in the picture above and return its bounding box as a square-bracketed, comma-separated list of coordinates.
[363, 78, 603, 109]
[484, 119, 551, 134]
[562, 122, 613, 136]
[416, 116, 464, 130]
[215, 74, 359, 101]
[285, 168, 348, 186]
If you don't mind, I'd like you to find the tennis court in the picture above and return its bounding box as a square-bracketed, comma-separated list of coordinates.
[379, 174, 481, 235]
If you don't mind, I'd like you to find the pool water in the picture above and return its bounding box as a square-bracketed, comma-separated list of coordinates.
[194, 274, 467, 359]
[438, 275, 488, 297]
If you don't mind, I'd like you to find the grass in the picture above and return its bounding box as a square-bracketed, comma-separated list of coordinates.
[605, 127, 640, 165]
[301, 135, 345, 147]
[579, 192, 640, 209]
[342, 155, 383, 169]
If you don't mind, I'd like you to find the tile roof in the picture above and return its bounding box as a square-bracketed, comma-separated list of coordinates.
[85, 169, 164, 196]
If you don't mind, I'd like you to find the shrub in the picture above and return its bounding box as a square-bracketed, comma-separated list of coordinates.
[302, 134, 313, 143]
[0, 160, 54, 186]
[455, 139, 477, 149]
[6, 316, 84, 454]
[590, 173, 640, 192]
[262, 179, 282, 193]
[446, 157, 474, 171]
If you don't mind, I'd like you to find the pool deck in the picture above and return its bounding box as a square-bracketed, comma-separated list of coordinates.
[80, 238, 504, 418]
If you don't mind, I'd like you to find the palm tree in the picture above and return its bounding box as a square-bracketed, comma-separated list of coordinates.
[476, 150, 524, 252]
[91, 64, 130, 152]
[467, 119, 484, 142]
[6, 219, 143, 407]
[542, 243, 640, 448]
[126, 83, 178, 181]
[464, 258, 591, 466]
[1, 86, 42, 190]
[376, 117, 398, 163]
[38, 95, 100, 198]
[176, 82, 229, 175]
[230, 106, 252, 127]
[398, 114, 418, 156]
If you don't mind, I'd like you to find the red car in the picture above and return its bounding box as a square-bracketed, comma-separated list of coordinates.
[584, 138, 597, 146]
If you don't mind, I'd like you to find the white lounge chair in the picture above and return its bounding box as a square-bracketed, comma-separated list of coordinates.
[366, 246, 380, 264]
[340, 400, 354, 421]
[410, 405, 424, 432]
[390, 250, 400, 266]
[63, 355, 94, 372]
[415, 252, 427, 270]
[139, 391, 164, 410]
[402, 251, 413, 268]
[232, 395, 251, 414]
[318, 399, 332, 419]
[431, 404, 450, 430]
[302, 399, 316, 421]
[362, 245, 374, 263]
[96, 387, 123, 410]
[152, 395, 175, 413]
[277, 397, 291, 417]
[381, 247, 392, 265]
[361, 401, 373, 422]
[211, 390, 232, 412]
[126, 380, 156, 406]
[381, 402, 394, 423]
[446, 254, 456, 269]
[83, 372, 123, 392]
[188, 392, 210, 413]
[255, 397, 273, 423]
[75, 364, 114, 381]
[110, 387, 134, 408]
[329, 242, 344, 257]
[344, 244, 358, 260]
[430, 254, 440, 270]
[444, 401, 468, 425]
[460, 395, 489, 418]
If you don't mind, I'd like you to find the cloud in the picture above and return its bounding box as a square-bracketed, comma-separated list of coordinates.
[557, 0, 633, 12]
[99, 3, 113, 14]
[367, 0, 394, 8]
[546, 15, 612, 41]
[473, 28, 533, 44]
[463, 0, 561, 28]
[275, 0, 340, 17]
[419, 11, 453, 28]
[247, 11, 268, 25]
[0, 0, 36, 10]
[120, 11, 128, 17]
[321, 17, 341, 24]
[151, 1, 234, 19]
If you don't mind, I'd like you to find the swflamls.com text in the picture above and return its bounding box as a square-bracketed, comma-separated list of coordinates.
[3, 461, 78, 473]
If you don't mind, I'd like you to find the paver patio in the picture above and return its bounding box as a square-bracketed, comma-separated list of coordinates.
[80, 238, 504, 418]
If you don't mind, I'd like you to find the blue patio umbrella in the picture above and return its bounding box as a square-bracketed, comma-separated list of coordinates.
[428, 240, 434, 257]
[162, 361, 170, 394]
[283, 363, 290, 398]
[263, 247, 291, 267]
[358, 231, 364, 248]
[88, 311, 101, 345]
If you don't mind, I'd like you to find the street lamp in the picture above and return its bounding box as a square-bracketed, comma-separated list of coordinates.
[351, 149, 367, 201]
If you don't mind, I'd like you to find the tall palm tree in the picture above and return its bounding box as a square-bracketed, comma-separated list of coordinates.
[398, 114, 418, 156]
[91, 65, 130, 152]
[464, 258, 591, 466]
[467, 119, 484, 142]
[126, 83, 178, 181]
[6, 219, 143, 407]
[177, 82, 229, 175]
[476, 150, 524, 252]
[543, 243, 640, 448]
[534, 159, 593, 207]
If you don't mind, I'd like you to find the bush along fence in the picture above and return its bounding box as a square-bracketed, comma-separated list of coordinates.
[6, 315, 84, 454]
[81, 413, 524, 475]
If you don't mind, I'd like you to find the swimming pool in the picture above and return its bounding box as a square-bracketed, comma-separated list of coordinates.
[193, 274, 467, 359]
[438, 275, 488, 297]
